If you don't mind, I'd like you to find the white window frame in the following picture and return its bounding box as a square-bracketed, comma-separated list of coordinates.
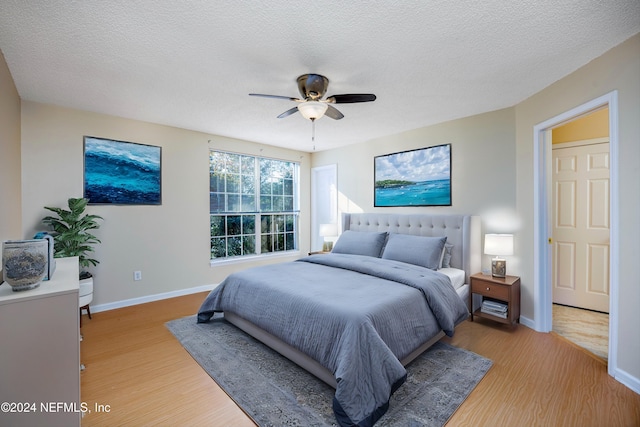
[209, 150, 300, 262]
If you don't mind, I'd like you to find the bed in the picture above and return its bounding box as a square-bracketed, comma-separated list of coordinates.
[198, 213, 481, 427]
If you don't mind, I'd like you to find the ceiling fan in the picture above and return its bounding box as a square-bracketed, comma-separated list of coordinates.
[249, 74, 376, 121]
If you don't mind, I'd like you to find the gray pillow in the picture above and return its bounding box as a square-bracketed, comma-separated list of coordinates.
[440, 242, 454, 269]
[382, 234, 447, 270]
[331, 230, 388, 257]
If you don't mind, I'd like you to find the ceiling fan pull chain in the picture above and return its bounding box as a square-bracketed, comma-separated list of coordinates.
[311, 118, 316, 150]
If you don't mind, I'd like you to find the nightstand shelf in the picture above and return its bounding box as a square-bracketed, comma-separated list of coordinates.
[470, 273, 520, 326]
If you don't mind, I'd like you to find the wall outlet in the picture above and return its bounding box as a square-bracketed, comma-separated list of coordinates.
[134, 271, 142, 281]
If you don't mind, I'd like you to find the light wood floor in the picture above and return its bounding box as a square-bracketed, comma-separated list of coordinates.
[552, 303, 609, 362]
[79, 293, 640, 427]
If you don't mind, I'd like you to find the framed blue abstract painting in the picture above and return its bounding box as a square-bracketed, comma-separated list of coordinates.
[84, 136, 162, 205]
[374, 144, 451, 207]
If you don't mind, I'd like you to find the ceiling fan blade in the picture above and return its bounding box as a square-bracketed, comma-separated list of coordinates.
[324, 105, 344, 120]
[326, 94, 376, 104]
[277, 106, 299, 118]
[249, 93, 301, 101]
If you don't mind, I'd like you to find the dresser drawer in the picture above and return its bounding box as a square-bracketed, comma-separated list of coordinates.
[471, 280, 509, 300]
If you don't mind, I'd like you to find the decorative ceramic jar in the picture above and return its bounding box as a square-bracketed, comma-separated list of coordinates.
[2, 239, 48, 291]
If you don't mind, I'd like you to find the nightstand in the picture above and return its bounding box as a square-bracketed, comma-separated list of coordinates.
[469, 273, 520, 326]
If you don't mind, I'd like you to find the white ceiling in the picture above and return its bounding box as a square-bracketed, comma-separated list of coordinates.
[1, 1, 638, 152]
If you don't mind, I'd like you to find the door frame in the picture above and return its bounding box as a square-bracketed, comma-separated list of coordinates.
[533, 90, 618, 377]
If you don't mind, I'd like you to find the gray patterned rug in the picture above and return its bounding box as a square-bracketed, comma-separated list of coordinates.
[166, 314, 492, 426]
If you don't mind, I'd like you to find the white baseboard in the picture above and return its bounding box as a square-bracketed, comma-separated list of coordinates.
[519, 315, 535, 330]
[613, 367, 640, 395]
[91, 284, 218, 313]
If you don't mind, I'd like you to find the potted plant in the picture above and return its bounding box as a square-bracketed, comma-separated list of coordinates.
[42, 197, 103, 322]
[42, 197, 103, 280]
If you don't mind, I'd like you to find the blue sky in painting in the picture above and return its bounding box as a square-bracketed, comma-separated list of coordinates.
[375, 145, 450, 182]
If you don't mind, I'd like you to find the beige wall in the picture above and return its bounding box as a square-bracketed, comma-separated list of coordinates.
[20, 102, 311, 307]
[515, 34, 639, 381]
[312, 33, 640, 385]
[312, 107, 519, 273]
[552, 107, 609, 143]
[0, 49, 22, 243]
[6, 32, 639, 387]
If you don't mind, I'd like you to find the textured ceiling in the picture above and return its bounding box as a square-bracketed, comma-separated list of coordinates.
[1, 1, 638, 152]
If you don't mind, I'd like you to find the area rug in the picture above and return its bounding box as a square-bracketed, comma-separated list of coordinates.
[166, 314, 492, 426]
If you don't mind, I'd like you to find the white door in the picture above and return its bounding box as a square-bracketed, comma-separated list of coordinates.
[311, 164, 337, 251]
[552, 140, 610, 313]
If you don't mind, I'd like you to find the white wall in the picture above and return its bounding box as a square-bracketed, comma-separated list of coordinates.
[19, 102, 311, 307]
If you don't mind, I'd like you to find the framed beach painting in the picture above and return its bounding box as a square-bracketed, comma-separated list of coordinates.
[83, 136, 162, 205]
[374, 144, 451, 207]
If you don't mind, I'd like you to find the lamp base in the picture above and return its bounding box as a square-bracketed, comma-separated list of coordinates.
[491, 258, 507, 278]
[322, 241, 333, 252]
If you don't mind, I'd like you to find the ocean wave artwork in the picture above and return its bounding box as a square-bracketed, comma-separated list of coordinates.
[374, 144, 451, 207]
[84, 136, 161, 205]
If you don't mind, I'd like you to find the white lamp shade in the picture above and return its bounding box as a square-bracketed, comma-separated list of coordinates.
[484, 234, 514, 256]
[319, 223, 338, 237]
[298, 101, 328, 120]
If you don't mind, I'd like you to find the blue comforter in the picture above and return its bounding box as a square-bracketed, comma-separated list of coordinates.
[197, 253, 469, 426]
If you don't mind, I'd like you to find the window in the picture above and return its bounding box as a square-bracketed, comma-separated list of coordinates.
[210, 151, 299, 260]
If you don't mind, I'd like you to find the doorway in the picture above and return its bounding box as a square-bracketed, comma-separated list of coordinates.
[551, 132, 610, 361]
[311, 164, 337, 252]
[533, 91, 619, 377]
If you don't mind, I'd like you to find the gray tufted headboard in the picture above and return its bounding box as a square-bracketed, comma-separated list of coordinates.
[342, 213, 481, 284]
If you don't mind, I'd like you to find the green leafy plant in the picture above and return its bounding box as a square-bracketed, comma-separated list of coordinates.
[42, 197, 103, 279]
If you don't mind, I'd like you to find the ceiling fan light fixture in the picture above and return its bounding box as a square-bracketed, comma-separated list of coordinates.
[298, 101, 328, 120]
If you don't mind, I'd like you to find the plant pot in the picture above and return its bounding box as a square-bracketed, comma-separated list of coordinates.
[79, 277, 94, 307]
[2, 239, 48, 291]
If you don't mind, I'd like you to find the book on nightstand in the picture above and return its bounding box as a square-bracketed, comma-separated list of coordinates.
[481, 300, 508, 318]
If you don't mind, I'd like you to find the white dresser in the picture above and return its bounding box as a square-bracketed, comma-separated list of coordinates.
[0, 257, 81, 427]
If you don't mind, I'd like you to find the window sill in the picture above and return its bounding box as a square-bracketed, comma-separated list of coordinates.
[210, 250, 302, 267]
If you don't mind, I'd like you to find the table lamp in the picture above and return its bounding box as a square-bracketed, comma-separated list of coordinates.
[484, 234, 514, 278]
[319, 223, 338, 252]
